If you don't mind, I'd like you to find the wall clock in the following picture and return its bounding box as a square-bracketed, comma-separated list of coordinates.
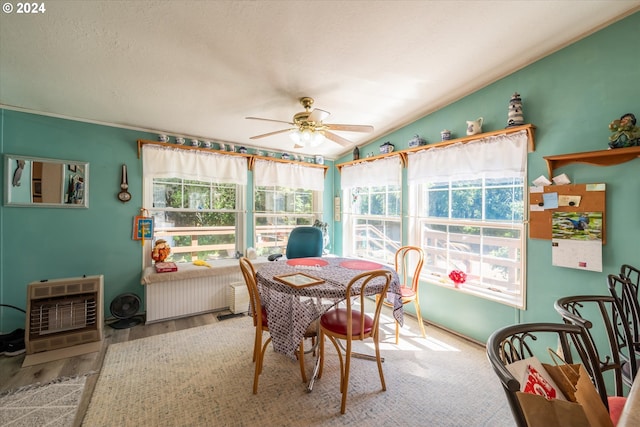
[118, 164, 131, 203]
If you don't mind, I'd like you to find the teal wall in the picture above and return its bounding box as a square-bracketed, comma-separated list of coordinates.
[334, 12, 640, 342]
[0, 111, 336, 332]
[1, 12, 638, 341]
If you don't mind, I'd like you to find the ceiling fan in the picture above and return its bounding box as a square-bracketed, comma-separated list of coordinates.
[246, 97, 373, 148]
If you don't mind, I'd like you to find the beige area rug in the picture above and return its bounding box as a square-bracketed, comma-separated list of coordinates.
[0, 376, 87, 427]
[82, 314, 514, 426]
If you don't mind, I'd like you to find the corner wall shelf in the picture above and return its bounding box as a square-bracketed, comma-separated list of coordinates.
[543, 145, 640, 178]
[335, 123, 535, 172]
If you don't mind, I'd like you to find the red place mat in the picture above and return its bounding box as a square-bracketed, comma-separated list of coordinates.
[340, 260, 383, 270]
[286, 258, 329, 267]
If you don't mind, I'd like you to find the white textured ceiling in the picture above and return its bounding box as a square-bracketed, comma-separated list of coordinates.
[1, 1, 639, 159]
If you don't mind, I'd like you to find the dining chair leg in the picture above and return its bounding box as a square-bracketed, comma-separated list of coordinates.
[253, 336, 271, 394]
[413, 299, 426, 338]
[394, 320, 400, 344]
[340, 343, 351, 414]
[298, 341, 308, 383]
[318, 330, 325, 379]
[374, 334, 387, 391]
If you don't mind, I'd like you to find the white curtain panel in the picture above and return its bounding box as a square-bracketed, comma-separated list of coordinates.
[253, 158, 324, 191]
[142, 144, 247, 185]
[341, 156, 402, 189]
[407, 130, 528, 183]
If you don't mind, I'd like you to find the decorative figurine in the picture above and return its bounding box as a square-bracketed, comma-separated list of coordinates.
[506, 92, 525, 128]
[151, 239, 171, 263]
[408, 134, 427, 148]
[440, 129, 452, 141]
[379, 141, 395, 154]
[608, 113, 640, 149]
[466, 117, 483, 136]
[353, 146, 360, 160]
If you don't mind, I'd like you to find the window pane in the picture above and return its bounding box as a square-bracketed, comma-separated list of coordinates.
[451, 188, 481, 220]
[150, 178, 240, 261]
[426, 188, 449, 218]
[254, 186, 320, 256]
[345, 182, 402, 264]
[485, 187, 523, 221]
[413, 171, 525, 307]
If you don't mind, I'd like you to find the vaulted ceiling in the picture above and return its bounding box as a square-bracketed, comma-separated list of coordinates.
[1, 1, 639, 159]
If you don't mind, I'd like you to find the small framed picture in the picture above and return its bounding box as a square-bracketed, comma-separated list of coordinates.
[274, 272, 325, 288]
[133, 216, 154, 240]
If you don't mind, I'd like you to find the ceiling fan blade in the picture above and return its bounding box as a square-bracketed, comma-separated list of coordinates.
[250, 128, 294, 139]
[308, 108, 330, 123]
[325, 124, 374, 133]
[323, 131, 353, 148]
[246, 116, 295, 126]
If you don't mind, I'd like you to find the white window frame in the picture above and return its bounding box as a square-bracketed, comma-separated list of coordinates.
[406, 131, 528, 308]
[141, 145, 247, 267]
[408, 178, 526, 308]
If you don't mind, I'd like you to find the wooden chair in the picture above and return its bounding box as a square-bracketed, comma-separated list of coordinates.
[486, 322, 615, 427]
[380, 246, 426, 343]
[317, 269, 392, 414]
[239, 257, 317, 394]
[619, 265, 640, 341]
[554, 294, 634, 424]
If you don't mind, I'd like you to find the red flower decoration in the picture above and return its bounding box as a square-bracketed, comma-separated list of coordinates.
[449, 270, 467, 288]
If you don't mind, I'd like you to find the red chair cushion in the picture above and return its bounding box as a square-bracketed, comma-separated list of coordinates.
[320, 308, 373, 336]
[261, 306, 268, 327]
[608, 396, 626, 426]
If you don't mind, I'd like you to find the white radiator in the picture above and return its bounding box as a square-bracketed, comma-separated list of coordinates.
[228, 282, 250, 314]
[145, 271, 242, 323]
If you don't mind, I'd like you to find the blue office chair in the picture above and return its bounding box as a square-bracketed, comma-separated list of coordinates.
[285, 226, 323, 259]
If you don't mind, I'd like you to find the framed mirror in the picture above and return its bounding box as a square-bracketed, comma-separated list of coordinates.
[4, 154, 89, 208]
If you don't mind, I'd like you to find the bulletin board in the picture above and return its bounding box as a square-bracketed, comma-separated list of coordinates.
[529, 183, 606, 243]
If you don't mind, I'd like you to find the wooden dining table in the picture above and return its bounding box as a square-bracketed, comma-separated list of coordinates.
[255, 256, 403, 390]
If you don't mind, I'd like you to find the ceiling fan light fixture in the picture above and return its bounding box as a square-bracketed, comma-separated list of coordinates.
[310, 131, 325, 147]
[301, 128, 314, 144]
[289, 129, 302, 144]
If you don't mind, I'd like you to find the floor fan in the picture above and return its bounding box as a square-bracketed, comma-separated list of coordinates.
[109, 293, 142, 329]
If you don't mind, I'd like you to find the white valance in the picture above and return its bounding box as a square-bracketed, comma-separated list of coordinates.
[142, 144, 247, 185]
[407, 130, 528, 183]
[253, 159, 324, 191]
[341, 156, 402, 189]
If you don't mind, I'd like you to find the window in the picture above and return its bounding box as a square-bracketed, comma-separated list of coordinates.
[407, 131, 528, 308]
[252, 159, 325, 256]
[343, 184, 401, 264]
[341, 156, 402, 264]
[142, 144, 247, 265]
[411, 176, 524, 306]
[254, 186, 321, 256]
[149, 177, 243, 262]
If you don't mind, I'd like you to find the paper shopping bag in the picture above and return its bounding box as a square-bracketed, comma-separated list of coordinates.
[515, 391, 591, 427]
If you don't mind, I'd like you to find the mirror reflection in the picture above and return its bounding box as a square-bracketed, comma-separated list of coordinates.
[4, 155, 89, 208]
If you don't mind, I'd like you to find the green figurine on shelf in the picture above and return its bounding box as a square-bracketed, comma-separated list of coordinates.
[608, 112, 640, 149]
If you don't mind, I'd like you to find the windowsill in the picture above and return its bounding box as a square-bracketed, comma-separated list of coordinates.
[423, 275, 523, 309]
[141, 257, 269, 285]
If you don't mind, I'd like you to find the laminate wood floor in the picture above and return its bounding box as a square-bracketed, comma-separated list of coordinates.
[0, 311, 222, 427]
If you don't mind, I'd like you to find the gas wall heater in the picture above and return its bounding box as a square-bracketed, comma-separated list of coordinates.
[227, 281, 249, 314]
[23, 275, 104, 367]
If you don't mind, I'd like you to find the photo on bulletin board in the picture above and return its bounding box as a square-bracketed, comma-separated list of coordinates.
[551, 211, 603, 272]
